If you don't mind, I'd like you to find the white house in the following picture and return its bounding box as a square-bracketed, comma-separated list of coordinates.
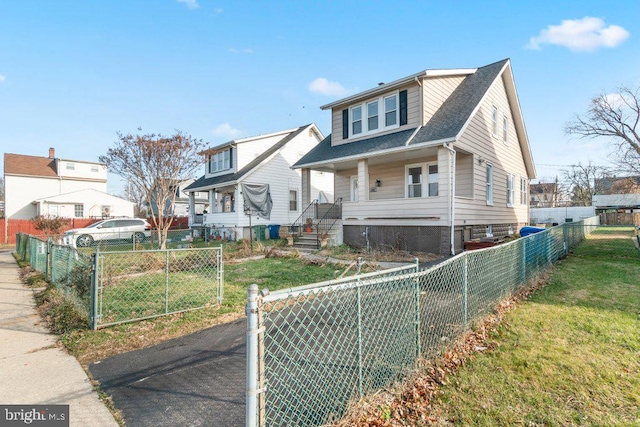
[184, 124, 333, 240]
[294, 59, 536, 255]
[3, 148, 131, 219]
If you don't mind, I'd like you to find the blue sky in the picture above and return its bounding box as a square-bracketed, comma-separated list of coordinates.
[1, 0, 639, 194]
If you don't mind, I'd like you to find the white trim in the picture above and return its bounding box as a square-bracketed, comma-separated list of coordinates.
[348, 91, 400, 138]
[507, 173, 515, 207]
[350, 175, 359, 202]
[320, 68, 476, 110]
[503, 114, 509, 145]
[486, 163, 494, 205]
[405, 163, 424, 198]
[491, 105, 499, 138]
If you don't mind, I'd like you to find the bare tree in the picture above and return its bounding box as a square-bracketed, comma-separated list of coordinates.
[565, 84, 640, 174]
[99, 130, 204, 249]
[561, 162, 610, 206]
[123, 180, 148, 217]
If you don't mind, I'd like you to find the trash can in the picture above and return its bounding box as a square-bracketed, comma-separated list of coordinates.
[253, 225, 267, 241]
[268, 224, 280, 239]
[519, 226, 546, 237]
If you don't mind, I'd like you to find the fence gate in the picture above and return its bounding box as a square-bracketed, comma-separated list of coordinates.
[91, 246, 223, 329]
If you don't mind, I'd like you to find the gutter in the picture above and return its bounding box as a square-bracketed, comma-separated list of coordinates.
[443, 142, 456, 255]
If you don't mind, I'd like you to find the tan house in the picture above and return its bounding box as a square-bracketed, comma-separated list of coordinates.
[294, 59, 535, 255]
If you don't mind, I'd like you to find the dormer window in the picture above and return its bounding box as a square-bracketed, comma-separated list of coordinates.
[348, 91, 401, 138]
[384, 95, 397, 127]
[208, 148, 232, 174]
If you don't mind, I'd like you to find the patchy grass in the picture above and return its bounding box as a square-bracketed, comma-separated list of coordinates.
[339, 227, 640, 426]
[318, 244, 443, 263]
[61, 256, 339, 365]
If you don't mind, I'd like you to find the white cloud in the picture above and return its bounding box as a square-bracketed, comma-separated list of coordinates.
[212, 123, 242, 139]
[229, 48, 253, 54]
[0, 75, 5, 84]
[308, 77, 350, 97]
[177, 0, 199, 9]
[213, 8, 223, 14]
[526, 17, 629, 52]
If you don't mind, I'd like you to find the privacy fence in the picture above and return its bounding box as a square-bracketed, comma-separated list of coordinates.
[245, 218, 601, 427]
[15, 233, 223, 329]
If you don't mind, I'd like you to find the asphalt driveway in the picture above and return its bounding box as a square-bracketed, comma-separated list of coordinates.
[89, 318, 246, 427]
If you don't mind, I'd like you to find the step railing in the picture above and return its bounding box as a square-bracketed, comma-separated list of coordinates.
[290, 199, 318, 238]
[316, 198, 343, 248]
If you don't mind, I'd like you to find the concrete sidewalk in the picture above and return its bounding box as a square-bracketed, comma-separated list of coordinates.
[0, 250, 118, 426]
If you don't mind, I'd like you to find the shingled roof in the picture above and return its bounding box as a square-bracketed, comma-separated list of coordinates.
[4, 153, 58, 178]
[185, 124, 314, 192]
[294, 59, 512, 169]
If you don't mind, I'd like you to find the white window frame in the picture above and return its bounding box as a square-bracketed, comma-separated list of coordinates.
[405, 163, 424, 198]
[427, 163, 439, 197]
[520, 177, 528, 205]
[91, 165, 99, 173]
[491, 105, 498, 137]
[289, 190, 298, 211]
[507, 173, 515, 207]
[384, 94, 398, 127]
[208, 148, 232, 174]
[486, 224, 493, 237]
[503, 115, 508, 144]
[66, 162, 75, 170]
[350, 176, 359, 202]
[486, 164, 494, 205]
[367, 100, 379, 132]
[351, 105, 363, 136]
[349, 91, 400, 138]
[74, 204, 83, 218]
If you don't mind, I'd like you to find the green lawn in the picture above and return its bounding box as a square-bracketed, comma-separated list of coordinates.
[429, 227, 640, 425]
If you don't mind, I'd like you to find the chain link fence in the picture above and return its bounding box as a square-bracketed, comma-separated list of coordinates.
[15, 232, 224, 329]
[92, 246, 223, 328]
[246, 218, 601, 426]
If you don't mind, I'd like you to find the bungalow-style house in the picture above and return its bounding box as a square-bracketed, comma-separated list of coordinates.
[4, 148, 133, 220]
[294, 59, 535, 255]
[184, 124, 333, 240]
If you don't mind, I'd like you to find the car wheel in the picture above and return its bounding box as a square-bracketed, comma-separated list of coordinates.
[133, 232, 146, 243]
[76, 234, 94, 247]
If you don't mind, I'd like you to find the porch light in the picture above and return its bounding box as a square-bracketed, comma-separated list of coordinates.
[375, 179, 382, 187]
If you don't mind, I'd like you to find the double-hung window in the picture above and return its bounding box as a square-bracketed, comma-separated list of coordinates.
[406, 163, 438, 198]
[289, 190, 298, 211]
[486, 164, 494, 205]
[349, 92, 400, 137]
[367, 101, 378, 131]
[384, 95, 397, 127]
[74, 204, 83, 218]
[507, 173, 515, 207]
[491, 105, 498, 137]
[520, 177, 528, 205]
[209, 148, 232, 174]
[503, 115, 508, 144]
[351, 106, 362, 136]
[407, 166, 422, 198]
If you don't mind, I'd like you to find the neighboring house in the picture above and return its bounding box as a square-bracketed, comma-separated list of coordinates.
[594, 176, 640, 195]
[4, 148, 110, 220]
[150, 178, 209, 217]
[592, 194, 640, 213]
[294, 59, 535, 255]
[32, 188, 134, 218]
[530, 182, 560, 208]
[184, 124, 333, 239]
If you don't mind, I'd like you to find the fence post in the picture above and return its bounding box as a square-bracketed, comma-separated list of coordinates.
[218, 244, 224, 304]
[165, 249, 170, 314]
[462, 254, 468, 330]
[357, 275, 363, 398]
[563, 224, 569, 257]
[246, 284, 259, 427]
[414, 258, 421, 358]
[47, 238, 53, 281]
[90, 252, 98, 330]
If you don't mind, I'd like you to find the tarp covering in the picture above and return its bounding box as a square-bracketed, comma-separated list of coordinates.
[242, 183, 273, 219]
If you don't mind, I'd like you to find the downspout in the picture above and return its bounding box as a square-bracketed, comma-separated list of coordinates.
[443, 143, 456, 255]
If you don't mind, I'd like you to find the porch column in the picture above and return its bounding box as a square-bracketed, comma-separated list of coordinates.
[301, 168, 312, 206]
[209, 190, 215, 213]
[357, 159, 369, 202]
[188, 192, 195, 225]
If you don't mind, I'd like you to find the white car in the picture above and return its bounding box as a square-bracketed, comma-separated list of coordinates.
[63, 218, 152, 247]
